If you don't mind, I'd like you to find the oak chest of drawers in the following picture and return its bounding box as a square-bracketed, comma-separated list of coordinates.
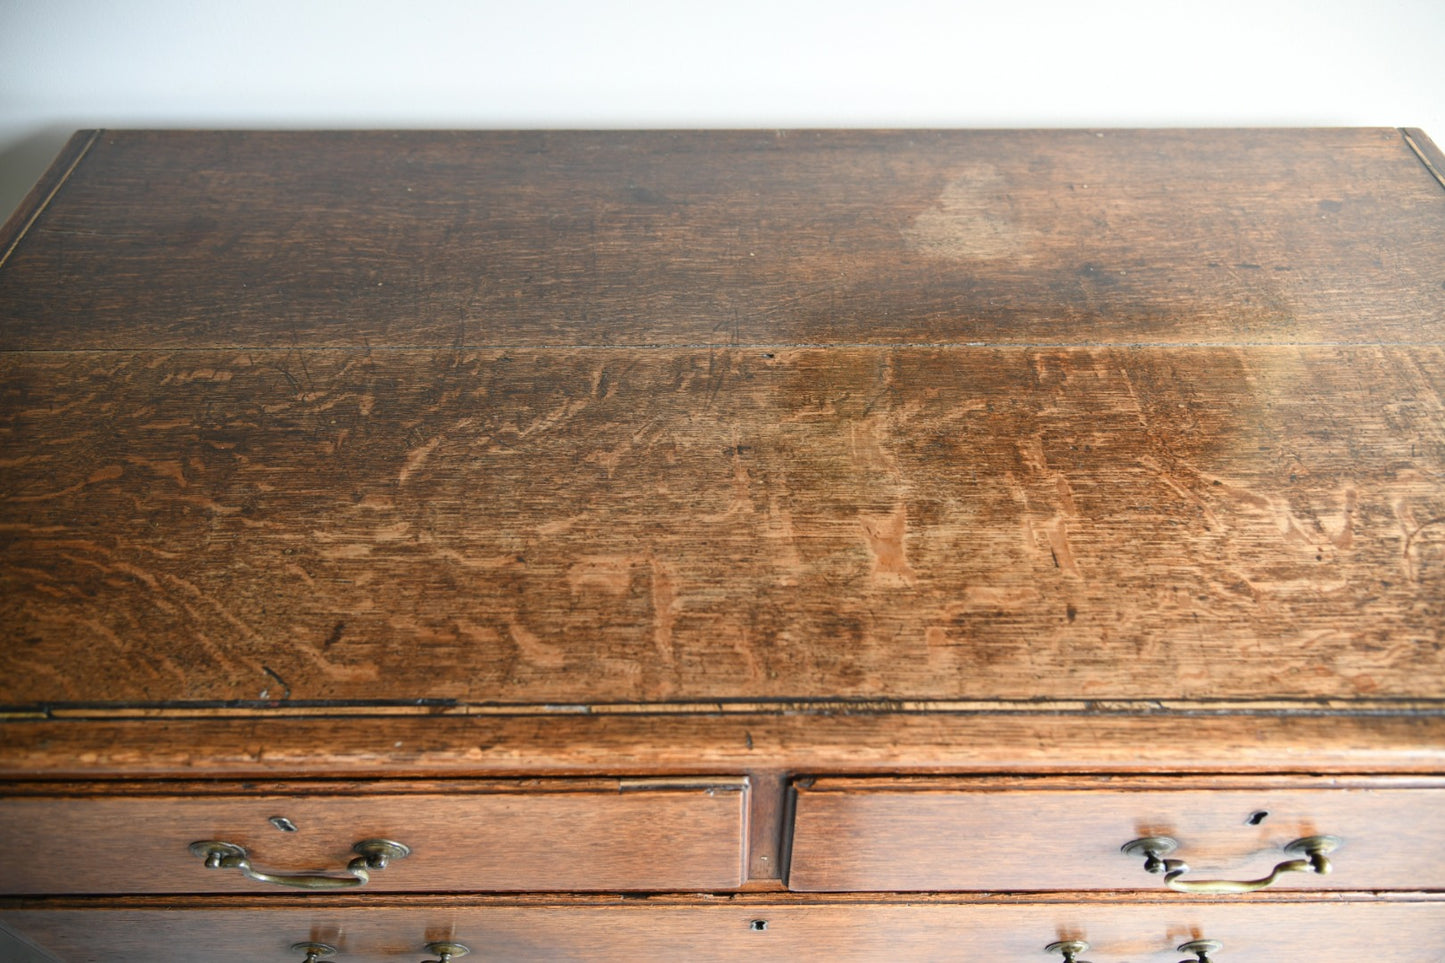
[2, 129, 1444, 962]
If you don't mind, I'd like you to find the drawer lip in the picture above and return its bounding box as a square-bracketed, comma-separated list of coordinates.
[0, 777, 750, 896]
[0, 776, 751, 797]
[794, 774, 1445, 792]
[787, 776, 1445, 894]
[9, 712, 1445, 781]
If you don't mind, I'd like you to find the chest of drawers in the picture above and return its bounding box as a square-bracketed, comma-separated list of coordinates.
[1, 128, 1444, 962]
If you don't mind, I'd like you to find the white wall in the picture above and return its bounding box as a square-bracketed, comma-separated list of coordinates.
[2, 0, 1443, 220]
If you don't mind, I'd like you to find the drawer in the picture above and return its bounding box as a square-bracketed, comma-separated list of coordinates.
[787, 776, 1445, 893]
[0, 778, 747, 895]
[4, 897, 1445, 962]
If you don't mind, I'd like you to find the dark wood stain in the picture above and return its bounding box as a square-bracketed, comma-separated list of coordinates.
[1, 129, 1443, 350]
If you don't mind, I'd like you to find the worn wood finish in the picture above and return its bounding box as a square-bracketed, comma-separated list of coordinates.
[2, 129, 1444, 940]
[788, 777, 1445, 892]
[4, 897, 1445, 962]
[3, 345, 1444, 707]
[2, 129, 1444, 350]
[0, 778, 747, 895]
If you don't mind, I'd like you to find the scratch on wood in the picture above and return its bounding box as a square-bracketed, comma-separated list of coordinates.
[1116, 365, 1150, 429]
[1138, 455, 1225, 532]
[729, 443, 754, 513]
[1401, 514, 1445, 582]
[1054, 474, 1079, 516]
[509, 621, 566, 669]
[568, 556, 636, 595]
[516, 397, 592, 440]
[397, 435, 441, 487]
[762, 497, 803, 585]
[260, 665, 291, 701]
[649, 557, 679, 669]
[1045, 518, 1082, 578]
[1331, 487, 1356, 550]
[859, 503, 916, 585]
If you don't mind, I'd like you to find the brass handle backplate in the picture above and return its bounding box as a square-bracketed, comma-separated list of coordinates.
[1047, 937, 1223, 961]
[291, 943, 338, 963]
[421, 942, 471, 963]
[1177, 938, 1224, 962]
[189, 838, 410, 890]
[1122, 834, 1340, 894]
[1045, 940, 1094, 963]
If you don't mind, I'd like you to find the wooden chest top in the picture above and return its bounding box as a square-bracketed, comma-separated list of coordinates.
[2, 128, 1444, 724]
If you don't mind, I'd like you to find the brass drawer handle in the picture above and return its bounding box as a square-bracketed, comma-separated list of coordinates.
[1177, 939, 1224, 962]
[1045, 940, 1094, 963]
[188, 838, 410, 889]
[291, 943, 338, 963]
[1121, 834, 1340, 893]
[421, 942, 471, 963]
[1048, 938, 1224, 961]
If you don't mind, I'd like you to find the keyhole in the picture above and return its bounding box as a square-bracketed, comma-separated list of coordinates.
[1246, 810, 1269, 826]
[749, 919, 769, 931]
[270, 816, 299, 832]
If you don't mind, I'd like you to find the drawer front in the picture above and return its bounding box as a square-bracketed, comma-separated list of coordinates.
[4, 899, 1445, 962]
[0, 779, 746, 895]
[788, 777, 1445, 892]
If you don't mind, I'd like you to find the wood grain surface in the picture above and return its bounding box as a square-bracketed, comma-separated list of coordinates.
[2, 129, 1445, 778]
[1, 129, 1443, 350]
[0, 778, 747, 895]
[4, 895, 1445, 962]
[788, 778, 1445, 892]
[3, 128, 1444, 947]
[2, 344, 1443, 706]
[5, 712, 1444, 779]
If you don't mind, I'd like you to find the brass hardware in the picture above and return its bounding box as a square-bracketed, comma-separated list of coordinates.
[1122, 834, 1340, 893]
[422, 943, 471, 963]
[1178, 939, 1224, 962]
[1045, 940, 1093, 963]
[188, 838, 410, 889]
[290, 943, 338, 963]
